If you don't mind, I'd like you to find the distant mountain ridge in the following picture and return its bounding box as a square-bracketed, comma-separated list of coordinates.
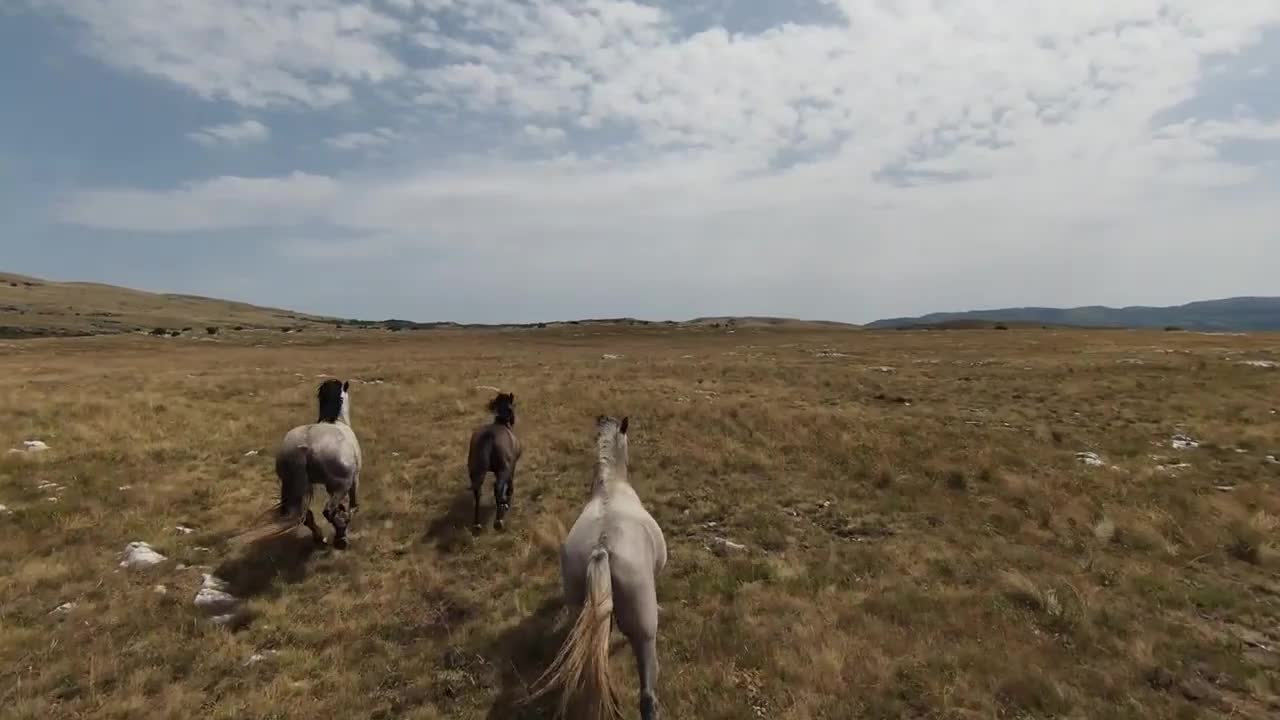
[0, 271, 852, 338]
[866, 297, 1280, 331]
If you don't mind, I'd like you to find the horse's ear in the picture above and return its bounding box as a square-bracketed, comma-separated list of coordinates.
[342, 381, 350, 393]
[619, 416, 629, 435]
[507, 392, 514, 403]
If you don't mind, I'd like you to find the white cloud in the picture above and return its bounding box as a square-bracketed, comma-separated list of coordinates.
[38, 0, 406, 107]
[187, 120, 270, 147]
[522, 124, 567, 145]
[59, 172, 341, 232]
[325, 127, 399, 151]
[37, 1, 1280, 320]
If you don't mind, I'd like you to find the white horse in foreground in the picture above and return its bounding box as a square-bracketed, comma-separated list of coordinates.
[528, 415, 668, 720]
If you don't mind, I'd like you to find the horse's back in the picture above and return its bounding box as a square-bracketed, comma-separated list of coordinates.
[279, 422, 359, 479]
[562, 492, 664, 590]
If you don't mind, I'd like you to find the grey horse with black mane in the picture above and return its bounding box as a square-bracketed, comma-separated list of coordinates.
[466, 391, 522, 531]
[527, 415, 667, 720]
[234, 379, 362, 550]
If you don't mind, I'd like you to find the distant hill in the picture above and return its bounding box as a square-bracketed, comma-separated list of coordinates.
[867, 297, 1280, 331]
[0, 271, 854, 339]
[0, 271, 340, 338]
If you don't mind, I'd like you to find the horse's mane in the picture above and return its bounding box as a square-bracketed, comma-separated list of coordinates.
[593, 416, 627, 479]
[317, 379, 344, 423]
[487, 392, 515, 426]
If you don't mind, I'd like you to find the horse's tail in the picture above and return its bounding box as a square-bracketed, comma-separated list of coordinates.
[230, 446, 315, 545]
[526, 548, 621, 720]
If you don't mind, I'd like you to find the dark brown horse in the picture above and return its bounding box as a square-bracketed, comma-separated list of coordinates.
[467, 392, 522, 531]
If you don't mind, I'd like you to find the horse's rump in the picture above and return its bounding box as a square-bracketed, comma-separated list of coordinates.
[468, 424, 516, 477]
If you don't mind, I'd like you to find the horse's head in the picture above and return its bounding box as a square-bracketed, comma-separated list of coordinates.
[594, 414, 630, 467]
[317, 379, 350, 424]
[488, 391, 516, 426]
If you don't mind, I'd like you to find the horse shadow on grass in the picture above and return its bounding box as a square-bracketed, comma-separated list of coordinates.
[423, 491, 489, 552]
[481, 595, 568, 720]
[479, 595, 634, 720]
[213, 532, 319, 602]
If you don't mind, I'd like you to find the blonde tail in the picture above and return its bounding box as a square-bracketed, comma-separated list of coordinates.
[527, 548, 620, 720]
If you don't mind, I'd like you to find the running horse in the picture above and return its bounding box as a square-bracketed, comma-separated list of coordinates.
[234, 379, 363, 549]
[466, 391, 522, 531]
[527, 415, 668, 720]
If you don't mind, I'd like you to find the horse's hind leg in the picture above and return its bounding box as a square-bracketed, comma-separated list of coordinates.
[493, 467, 513, 531]
[469, 471, 485, 532]
[303, 510, 326, 547]
[618, 581, 661, 720]
[347, 472, 360, 514]
[323, 480, 354, 550]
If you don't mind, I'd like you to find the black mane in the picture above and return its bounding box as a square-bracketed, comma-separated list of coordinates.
[317, 379, 345, 423]
[487, 392, 515, 427]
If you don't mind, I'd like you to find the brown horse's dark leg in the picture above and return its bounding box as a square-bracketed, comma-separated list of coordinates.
[493, 468, 513, 531]
[470, 475, 484, 532]
[303, 510, 326, 546]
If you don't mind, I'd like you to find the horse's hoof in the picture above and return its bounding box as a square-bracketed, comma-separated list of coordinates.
[471, 523, 482, 535]
[494, 519, 505, 531]
[312, 536, 328, 548]
[333, 536, 350, 550]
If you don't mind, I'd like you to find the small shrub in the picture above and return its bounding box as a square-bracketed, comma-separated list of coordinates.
[994, 323, 1009, 331]
[149, 328, 167, 336]
[205, 327, 218, 335]
[168, 330, 181, 337]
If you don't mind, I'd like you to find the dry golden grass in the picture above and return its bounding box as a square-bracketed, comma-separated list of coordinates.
[2, 325, 1279, 719]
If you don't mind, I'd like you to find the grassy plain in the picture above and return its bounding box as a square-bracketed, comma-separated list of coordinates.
[1, 325, 1279, 719]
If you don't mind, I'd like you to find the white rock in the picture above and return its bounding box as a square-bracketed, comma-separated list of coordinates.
[1171, 435, 1200, 450]
[868, 366, 896, 373]
[193, 573, 239, 615]
[1155, 463, 1192, 473]
[1266, 455, 1279, 465]
[119, 541, 167, 569]
[22, 440, 49, 452]
[245, 650, 278, 665]
[1238, 360, 1277, 369]
[0, 504, 11, 515]
[118, 485, 132, 491]
[709, 537, 748, 556]
[243, 450, 260, 457]
[601, 353, 623, 360]
[174, 525, 195, 535]
[50, 602, 76, 615]
[154, 585, 168, 595]
[1076, 452, 1106, 467]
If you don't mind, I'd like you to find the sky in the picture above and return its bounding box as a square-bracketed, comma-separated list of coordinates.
[1, 1, 1278, 324]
